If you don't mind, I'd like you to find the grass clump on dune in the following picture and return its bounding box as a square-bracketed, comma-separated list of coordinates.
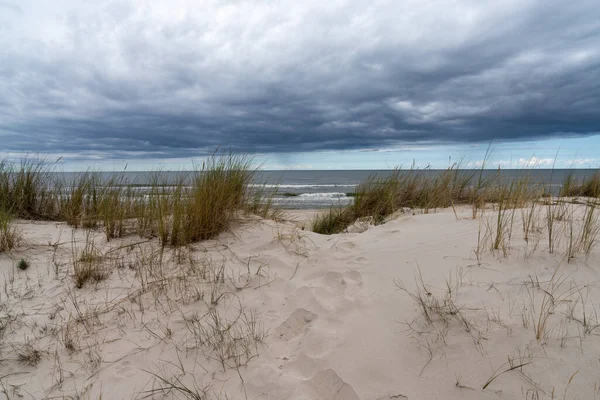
[0, 157, 60, 220]
[312, 165, 474, 234]
[0, 210, 22, 252]
[170, 154, 253, 246]
[312, 206, 357, 235]
[135, 153, 274, 247]
[57, 171, 101, 228]
[311, 163, 541, 235]
[560, 172, 600, 198]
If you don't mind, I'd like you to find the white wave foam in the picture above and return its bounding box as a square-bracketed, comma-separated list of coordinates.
[298, 192, 347, 198]
[273, 197, 353, 205]
[250, 184, 356, 188]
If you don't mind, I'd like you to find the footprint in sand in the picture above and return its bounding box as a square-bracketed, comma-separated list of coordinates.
[339, 241, 356, 250]
[275, 308, 318, 340]
[114, 360, 136, 378]
[348, 256, 369, 267]
[322, 271, 363, 292]
[344, 270, 363, 283]
[285, 353, 328, 378]
[355, 256, 368, 264]
[302, 369, 360, 400]
[323, 271, 346, 292]
[309, 270, 364, 315]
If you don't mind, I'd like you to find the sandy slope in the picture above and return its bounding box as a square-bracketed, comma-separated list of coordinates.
[1, 206, 599, 399]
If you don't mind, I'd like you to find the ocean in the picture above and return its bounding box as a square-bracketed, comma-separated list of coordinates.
[57, 169, 600, 210]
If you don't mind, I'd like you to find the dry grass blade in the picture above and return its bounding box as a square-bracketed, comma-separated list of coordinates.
[482, 359, 532, 390]
[182, 300, 265, 373]
[580, 201, 600, 257]
[526, 268, 573, 342]
[140, 371, 211, 400]
[71, 230, 109, 288]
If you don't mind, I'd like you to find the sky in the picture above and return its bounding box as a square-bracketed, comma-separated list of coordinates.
[1, 0, 599, 170]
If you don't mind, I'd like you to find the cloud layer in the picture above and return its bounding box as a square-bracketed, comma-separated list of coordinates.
[1, 0, 599, 160]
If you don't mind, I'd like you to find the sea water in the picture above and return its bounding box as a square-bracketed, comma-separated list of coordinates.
[54, 169, 600, 209]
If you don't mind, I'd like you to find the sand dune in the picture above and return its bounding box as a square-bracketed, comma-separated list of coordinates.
[1, 205, 599, 399]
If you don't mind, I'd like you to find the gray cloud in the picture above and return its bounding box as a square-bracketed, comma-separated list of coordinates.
[0, 2, 22, 14]
[0, 0, 599, 160]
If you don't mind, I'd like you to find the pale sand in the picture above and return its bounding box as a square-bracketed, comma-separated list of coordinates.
[1, 205, 599, 399]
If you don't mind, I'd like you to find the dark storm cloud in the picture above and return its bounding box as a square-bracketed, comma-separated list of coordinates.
[1, 0, 599, 160]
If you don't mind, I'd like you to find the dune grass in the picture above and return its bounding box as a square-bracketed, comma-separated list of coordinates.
[134, 156, 278, 247]
[0, 157, 60, 220]
[0, 210, 22, 252]
[168, 155, 253, 246]
[312, 165, 499, 234]
[312, 206, 356, 235]
[57, 171, 101, 228]
[560, 172, 600, 198]
[0, 153, 276, 248]
[311, 157, 555, 235]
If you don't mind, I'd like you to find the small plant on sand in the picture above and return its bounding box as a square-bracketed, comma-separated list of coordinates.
[71, 230, 109, 288]
[395, 266, 472, 332]
[183, 303, 266, 373]
[14, 340, 43, 366]
[16, 258, 30, 270]
[526, 269, 572, 342]
[395, 266, 478, 376]
[312, 205, 356, 234]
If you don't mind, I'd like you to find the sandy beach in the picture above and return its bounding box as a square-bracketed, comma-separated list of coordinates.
[1, 203, 599, 400]
[3, 0, 599, 397]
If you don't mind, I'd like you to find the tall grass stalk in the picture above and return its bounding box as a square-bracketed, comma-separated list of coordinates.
[471, 144, 493, 219]
[98, 174, 135, 241]
[521, 200, 538, 243]
[490, 176, 535, 255]
[57, 171, 101, 228]
[545, 154, 560, 254]
[579, 202, 600, 257]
